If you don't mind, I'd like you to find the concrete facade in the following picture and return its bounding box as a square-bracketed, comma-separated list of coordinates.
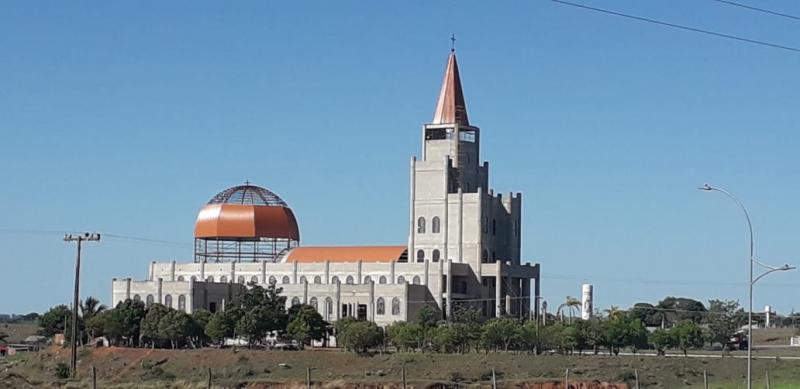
[110, 50, 541, 327]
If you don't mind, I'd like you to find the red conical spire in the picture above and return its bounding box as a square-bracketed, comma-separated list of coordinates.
[432, 51, 469, 126]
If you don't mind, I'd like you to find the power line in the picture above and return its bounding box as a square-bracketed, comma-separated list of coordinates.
[549, 0, 800, 53]
[708, 0, 800, 21]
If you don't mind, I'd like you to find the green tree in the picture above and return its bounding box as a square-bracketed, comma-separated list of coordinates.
[85, 310, 109, 341]
[141, 304, 170, 347]
[657, 297, 707, 325]
[518, 320, 544, 353]
[579, 318, 604, 354]
[38, 305, 71, 337]
[416, 305, 441, 329]
[706, 299, 742, 349]
[189, 309, 213, 347]
[286, 304, 328, 348]
[231, 283, 288, 346]
[109, 299, 146, 347]
[158, 309, 191, 349]
[386, 321, 424, 352]
[649, 328, 673, 355]
[481, 317, 520, 352]
[670, 320, 706, 356]
[205, 311, 236, 346]
[336, 318, 383, 353]
[624, 316, 649, 353]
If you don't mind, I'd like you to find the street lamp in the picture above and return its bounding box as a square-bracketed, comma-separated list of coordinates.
[698, 183, 795, 389]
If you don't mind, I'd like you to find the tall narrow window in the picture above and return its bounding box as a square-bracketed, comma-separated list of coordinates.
[492, 219, 496, 236]
[325, 297, 333, 319]
[313, 275, 322, 284]
[177, 276, 185, 281]
[178, 295, 186, 312]
[291, 297, 300, 306]
[219, 276, 228, 283]
[482, 250, 489, 263]
[331, 276, 339, 284]
[346, 275, 354, 284]
[417, 217, 426, 233]
[146, 295, 154, 307]
[379, 276, 387, 284]
[397, 275, 406, 284]
[250, 275, 259, 284]
[299, 275, 307, 284]
[416, 250, 425, 262]
[269, 276, 277, 285]
[310, 297, 318, 310]
[238, 276, 245, 284]
[391, 297, 401, 315]
[412, 276, 421, 285]
[376, 297, 385, 315]
[164, 295, 172, 308]
[363, 276, 372, 284]
[432, 217, 441, 233]
[432, 249, 441, 262]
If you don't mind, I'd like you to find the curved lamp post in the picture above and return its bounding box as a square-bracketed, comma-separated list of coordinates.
[698, 183, 795, 389]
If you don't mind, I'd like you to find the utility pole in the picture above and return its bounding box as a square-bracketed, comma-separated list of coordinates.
[64, 233, 100, 378]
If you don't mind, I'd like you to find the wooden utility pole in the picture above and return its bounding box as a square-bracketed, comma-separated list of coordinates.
[64, 233, 100, 378]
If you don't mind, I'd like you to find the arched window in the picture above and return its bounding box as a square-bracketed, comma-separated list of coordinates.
[282, 275, 291, 284]
[397, 275, 406, 284]
[492, 219, 496, 236]
[482, 217, 489, 233]
[412, 276, 421, 285]
[133, 294, 141, 302]
[206, 276, 214, 282]
[219, 275, 228, 283]
[250, 275, 259, 284]
[432, 250, 440, 262]
[416, 250, 425, 263]
[313, 275, 322, 284]
[291, 297, 300, 306]
[482, 250, 489, 263]
[325, 297, 333, 319]
[177, 276, 185, 281]
[391, 297, 401, 315]
[178, 295, 186, 311]
[345, 275, 354, 285]
[190, 276, 197, 282]
[376, 297, 385, 315]
[238, 276, 246, 284]
[432, 217, 441, 233]
[417, 217, 426, 233]
[164, 295, 173, 308]
[269, 276, 277, 285]
[379, 276, 387, 284]
[310, 297, 318, 310]
[145, 295, 154, 307]
[331, 276, 339, 284]
[363, 276, 372, 284]
[299, 276, 307, 284]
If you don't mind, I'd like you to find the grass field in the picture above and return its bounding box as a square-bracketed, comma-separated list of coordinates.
[3, 346, 800, 388]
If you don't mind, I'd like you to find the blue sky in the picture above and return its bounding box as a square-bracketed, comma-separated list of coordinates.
[1, 1, 799, 314]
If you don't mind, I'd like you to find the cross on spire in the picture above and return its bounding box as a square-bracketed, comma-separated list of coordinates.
[450, 33, 456, 52]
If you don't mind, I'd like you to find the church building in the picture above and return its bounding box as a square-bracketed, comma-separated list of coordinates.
[111, 49, 542, 327]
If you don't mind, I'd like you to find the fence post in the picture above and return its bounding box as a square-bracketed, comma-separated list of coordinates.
[402, 365, 407, 389]
[565, 368, 570, 389]
[207, 367, 212, 389]
[492, 368, 497, 389]
[307, 367, 311, 389]
[766, 370, 771, 389]
[91, 365, 97, 389]
[703, 370, 708, 389]
[634, 368, 640, 389]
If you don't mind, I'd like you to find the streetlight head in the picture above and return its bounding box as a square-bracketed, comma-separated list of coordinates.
[698, 183, 713, 191]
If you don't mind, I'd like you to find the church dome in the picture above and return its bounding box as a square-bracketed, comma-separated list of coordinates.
[194, 184, 300, 241]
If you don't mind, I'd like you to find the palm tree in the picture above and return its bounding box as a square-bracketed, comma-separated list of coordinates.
[80, 296, 107, 341]
[557, 296, 582, 324]
[605, 305, 624, 320]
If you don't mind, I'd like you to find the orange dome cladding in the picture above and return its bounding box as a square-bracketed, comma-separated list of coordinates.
[193, 184, 300, 241]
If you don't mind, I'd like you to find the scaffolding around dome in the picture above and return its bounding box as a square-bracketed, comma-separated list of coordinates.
[193, 184, 300, 263]
[193, 237, 296, 263]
